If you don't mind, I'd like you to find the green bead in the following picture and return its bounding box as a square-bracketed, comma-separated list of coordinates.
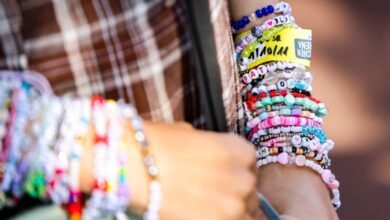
[310, 102, 319, 112]
[280, 108, 291, 115]
[261, 97, 272, 106]
[317, 107, 328, 117]
[295, 97, 305, 105]
[303, 98, 313, 109]
[255, 101, 263, 109]
[242, 50, 250, 57]
[271, 96, 284, 104]
[284, 94, 295, 106]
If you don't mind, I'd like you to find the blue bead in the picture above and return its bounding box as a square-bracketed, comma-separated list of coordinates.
[295, 82, 306, 90]
[243, 16, 250, 24]
[255, 9, 263, 18]
[261, 7, 269, 16]
[233, 21, 240, 30]
[267, 5, 275, 14]
[239, 20, 245, 29]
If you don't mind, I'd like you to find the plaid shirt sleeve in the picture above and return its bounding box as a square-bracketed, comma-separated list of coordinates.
[0, 0, 240, 131]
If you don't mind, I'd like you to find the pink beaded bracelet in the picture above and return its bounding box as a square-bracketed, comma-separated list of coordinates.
[256, 153, 341, 209]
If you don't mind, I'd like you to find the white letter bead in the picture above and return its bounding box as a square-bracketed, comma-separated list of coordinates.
[266, 62, 277, 72]
[257, 65, 268, 75]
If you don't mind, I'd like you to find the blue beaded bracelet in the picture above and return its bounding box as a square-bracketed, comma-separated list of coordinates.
[231, 2, 291, 32]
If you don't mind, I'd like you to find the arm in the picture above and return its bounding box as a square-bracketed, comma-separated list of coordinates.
[228, 0, 339, 219]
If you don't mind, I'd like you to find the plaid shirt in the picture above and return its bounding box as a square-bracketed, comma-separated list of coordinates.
[0, 0, 242, 132]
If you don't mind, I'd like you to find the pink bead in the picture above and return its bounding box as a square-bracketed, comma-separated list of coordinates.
[295, 155, 306, 167]
[242, 74, 251, 84]
[328, 180, 340, 190]
[272, 116, 281, 126]
[296, 117, 301, 126]
[277, 152, 289, 165]
[249, 69, 259, 80]
[310, 139, 319, 150]
[292, 135, 302, 146]
[251, 117, 260, 127]
[321, 169, 332, 184]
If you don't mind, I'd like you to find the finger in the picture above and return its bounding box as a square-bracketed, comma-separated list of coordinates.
[174, 121, 194, 130]
[216, 133, 256, 168]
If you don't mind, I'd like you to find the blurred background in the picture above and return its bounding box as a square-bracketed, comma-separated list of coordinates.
[290, 0, 390, 219]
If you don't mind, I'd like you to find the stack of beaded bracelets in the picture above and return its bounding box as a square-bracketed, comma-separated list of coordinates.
[233, 4, 341, 209]
[0, 73, 163, 219]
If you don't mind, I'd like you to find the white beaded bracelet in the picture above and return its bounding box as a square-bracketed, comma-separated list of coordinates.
[121, 104, 162, 220]
[256, 154, 341, 209]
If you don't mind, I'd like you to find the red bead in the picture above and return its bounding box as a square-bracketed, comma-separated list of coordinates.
[293, 93, 304, 98]
[280, 90, 288, 96]
[93, 180, 107, 191]
[259, 92, 267, 98]
[249, 96, 257, 103]
[247, 102, 255, 111]
[269, 90, 277, 97]
[67, 202, 83, 214]
[245, 93, 252, 101]
[95, 135, 108, 144]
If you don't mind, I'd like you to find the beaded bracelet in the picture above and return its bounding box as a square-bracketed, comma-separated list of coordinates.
[256, 153, 341, 208]
[237, 23, 297, 58]
[234, 14, 295, 58]
[249, 126, 303, 141]
[247, 117, 322, 141]
[235, 23, 296, 56]
[121, 104, 162, 220]
[251, 96, 327, 117]
[239, 61, 303, 77]
[258, 133, 320, 148]
[241, 68, 312, 90]
[231, 2, 291, 33]
[247, 110, 323, 130]
[256, 147, 331, 168]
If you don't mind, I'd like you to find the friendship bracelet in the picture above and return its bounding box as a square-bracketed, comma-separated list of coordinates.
[256, 153, 341, 208]
[121, 104, 162, 220]
[239, 61, 303, 77]
[84, 97, 110, 219]
[248, 96, 326, 117]
[249, 126, 303, 140]
[66, 99, 90, 220]
[247, 116, 322, 140]
[256, 147, 330, 168]
[254, 132, 311, 142]
[238, 23, 297, 58]
[234, 14, 295, 57]
[232, 2, 291, 33]
[258, 134, 320, 148]
[247, 110, 323, 130]
[235, 23, 296, 56]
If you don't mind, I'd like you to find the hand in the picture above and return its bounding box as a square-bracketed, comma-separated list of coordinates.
[130, 122, 258, 220]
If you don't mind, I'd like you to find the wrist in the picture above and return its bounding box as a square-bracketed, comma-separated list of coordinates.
[257, 164, 339, 220]
[79, 121, 150, 215]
